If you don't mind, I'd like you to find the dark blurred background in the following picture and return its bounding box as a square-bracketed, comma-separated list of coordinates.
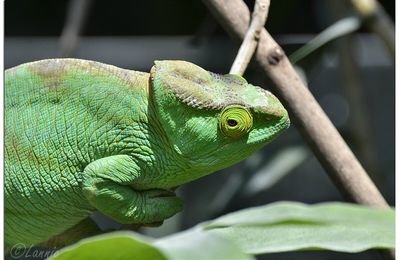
[5, 0, 394, 259]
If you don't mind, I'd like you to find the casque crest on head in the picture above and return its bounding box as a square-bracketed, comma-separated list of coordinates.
[150, 60, 281, 116]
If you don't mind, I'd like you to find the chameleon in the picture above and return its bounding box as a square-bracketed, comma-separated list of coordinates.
[5, 59, 290, 247]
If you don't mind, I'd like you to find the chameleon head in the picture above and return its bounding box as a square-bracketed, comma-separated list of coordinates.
[150, 60, 290, 182]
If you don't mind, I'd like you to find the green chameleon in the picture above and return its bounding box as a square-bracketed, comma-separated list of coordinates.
[5, 59, 289, 247]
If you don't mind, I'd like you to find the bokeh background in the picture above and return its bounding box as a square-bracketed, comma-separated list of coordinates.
[5, 0, 394, 259]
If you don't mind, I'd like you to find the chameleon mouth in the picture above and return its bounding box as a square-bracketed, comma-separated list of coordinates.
[170, 186, 179, 191]
[153, 186, 179, 197]
[156, 190, 175, 197]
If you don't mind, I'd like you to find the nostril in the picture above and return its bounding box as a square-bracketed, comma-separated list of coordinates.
[265, 113, 282, 121]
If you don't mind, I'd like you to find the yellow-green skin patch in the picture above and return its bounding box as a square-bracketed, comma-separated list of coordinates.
[5, 59, 289, 247]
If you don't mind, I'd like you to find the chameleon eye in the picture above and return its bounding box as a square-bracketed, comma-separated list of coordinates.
[227, 119, 238, 127]
[219, 105, 253, 139]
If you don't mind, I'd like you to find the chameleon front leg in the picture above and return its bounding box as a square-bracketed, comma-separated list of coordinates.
[81, 155, 182, 224]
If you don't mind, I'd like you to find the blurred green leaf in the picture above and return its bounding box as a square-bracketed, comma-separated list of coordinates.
[155, 228, 253, 260]
[243, 146, 309, 196]
[290, 17, 361, 64]
[50, 229, 251, 260]
[204, 202, 394, 254]
[50, 202, 393, 259]
[49, 232, 166, 260]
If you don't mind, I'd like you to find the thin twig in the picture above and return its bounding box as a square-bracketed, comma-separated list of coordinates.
[328, 0, 380, 185]
[351, 0, 394, 59]
[202, 0, 389, 208]
[230, 0, 270, 75]
[289, 16, 361, 64]
[59, 0, 93, 57]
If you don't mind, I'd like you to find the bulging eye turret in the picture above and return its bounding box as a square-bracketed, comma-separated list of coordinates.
[219, 105, 253, 139]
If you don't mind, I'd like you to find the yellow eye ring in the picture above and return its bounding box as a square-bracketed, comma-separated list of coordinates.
[219, 105, 253, 138]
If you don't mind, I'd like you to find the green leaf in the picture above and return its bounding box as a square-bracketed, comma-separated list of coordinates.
[49, 202, 394, 258]
[50, 229, 252, 260]
[49, 232, 166, 260]
[204, 202, 394, 254]
[155, 228, 253, 260]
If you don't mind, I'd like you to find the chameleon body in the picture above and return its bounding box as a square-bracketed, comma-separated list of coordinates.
[5, 59, 289, 247]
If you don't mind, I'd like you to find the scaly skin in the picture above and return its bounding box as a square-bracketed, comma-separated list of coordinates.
[5, 59, 290, 247]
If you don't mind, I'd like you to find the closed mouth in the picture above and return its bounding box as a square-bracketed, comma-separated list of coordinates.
[248, 116, 290, 145]
[153, 186, 179, 197]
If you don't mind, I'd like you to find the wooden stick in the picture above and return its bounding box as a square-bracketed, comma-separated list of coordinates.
[202, 0, 389, 208]
[230, 0, 270, 75]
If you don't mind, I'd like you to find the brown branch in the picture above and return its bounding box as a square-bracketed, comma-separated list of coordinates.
[230, 0, 270, 75]
[202, 0, 389, 208]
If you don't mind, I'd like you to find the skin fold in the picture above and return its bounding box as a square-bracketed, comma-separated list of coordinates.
[5, 59, 290, 247]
